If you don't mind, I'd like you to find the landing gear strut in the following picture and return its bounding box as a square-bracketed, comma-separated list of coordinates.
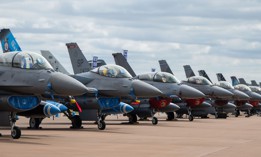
[10, 112, 21, 139]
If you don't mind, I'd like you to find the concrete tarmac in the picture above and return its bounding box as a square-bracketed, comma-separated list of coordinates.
[0, 114, 261, 157]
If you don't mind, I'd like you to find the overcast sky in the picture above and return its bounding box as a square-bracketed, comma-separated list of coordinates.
[1, 0, 261, 83]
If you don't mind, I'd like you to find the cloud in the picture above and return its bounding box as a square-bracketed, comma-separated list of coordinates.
[0, 0, 261, 82]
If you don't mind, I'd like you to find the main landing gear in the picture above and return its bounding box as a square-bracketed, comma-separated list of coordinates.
[127, 113, 158, 125]
[166, 112, 175, 121]
[29, 118, 44, 129]
[63, 109, 83, 129]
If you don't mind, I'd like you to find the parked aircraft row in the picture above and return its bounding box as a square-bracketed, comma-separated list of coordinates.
[0, 28, 260, 139]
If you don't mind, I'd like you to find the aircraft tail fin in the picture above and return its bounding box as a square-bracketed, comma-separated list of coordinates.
[183, 65, 195, 78]
[112, 53, 136, 77]
[158, 60, 174, 75]
[251, 80, 258, 86]
[66, 42, 92, 74]
[238, 78, 248, 85]
[41, 50, 70, 75]
[0, 28, 22, 52]
[216, 73, 226, 81]
[231, 76, 239, 86]
[198, 70, 212, 83]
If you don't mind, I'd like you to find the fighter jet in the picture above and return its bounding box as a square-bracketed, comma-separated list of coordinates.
[182, 65, 234, 119]
[237, 77, 261, 115]
[66, 43, 163, 126]
[112, 53, 206, 123]
[216, 73, 252, 117]
[159, 60, 213, 120]
[198, 70, 249, 117]
[0, 29, 98, 131]
[0, 50, 93, 139]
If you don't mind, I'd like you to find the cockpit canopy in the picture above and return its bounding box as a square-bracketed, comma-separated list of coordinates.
[250, 86, 261, 93]
[215, 81, 234, 89]
[187, 76, 212, 85]
[91, 64, 132, 78]
[234, 84, 251, 92]
[137, 72, 180, 83]
[0, 51, 53, 70]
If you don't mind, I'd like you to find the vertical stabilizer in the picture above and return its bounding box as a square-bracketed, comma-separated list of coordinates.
[231, 76, 239, 86]
[112, 53, 136, 77]
[238, 78, 247, 85]
[183, 65, 195, 78]
[41, 50, 70, 75]
[66, 43, 92, 74]
[251, 80, 258, 86]
[158, 60, 174, 75]
[198, 70, 212, 83]
[0, 28, 21, 52]
[216, 73, 226, 81]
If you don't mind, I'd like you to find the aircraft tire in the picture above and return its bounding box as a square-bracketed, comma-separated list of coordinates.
[188, 115, 194, 121]
[128, 114, 137, 124]
[11, 126, 21, 139]
[71, 115, 82, 129]
[152, 117, 158, 125]
[29, 118, 41, 129]
[166, 112, 175, 121]
[98, 121, 106, 130]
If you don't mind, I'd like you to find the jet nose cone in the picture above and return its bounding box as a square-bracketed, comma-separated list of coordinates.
[120, 102, 134, 113]
[179, 84, 205, 99]
[50, 72, 97, 96]
[212, 86, 234, 99]
[132, 80, 162, 97]
[250, 92, 261, 101]
[233, 90, 250, 100]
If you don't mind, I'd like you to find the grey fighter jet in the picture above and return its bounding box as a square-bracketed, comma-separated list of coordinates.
[0, 29, 100, 131]
[182, 65, 234, 119]
[40, 47, 138, 130]
[216, 73, 252, 117]
[0, 51, 93, 139]
[66, 43, 163, 126]
[159, 60, 213, 120]
[113, 53, 206, 122]
[237, 77, 261, 115]
[198, 70, 249, 117]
